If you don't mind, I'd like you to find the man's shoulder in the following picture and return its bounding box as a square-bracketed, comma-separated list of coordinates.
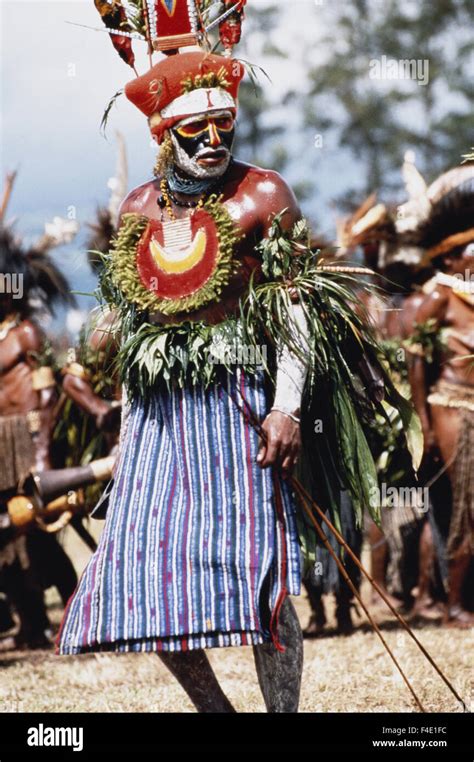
[230, 162, 300, 228]
[17, 319, 42, 351]
[416, 283, 450, 321]
[429, 284, 451, 304]
[119, 179, 159, 216]
[230, 161, 291, 193]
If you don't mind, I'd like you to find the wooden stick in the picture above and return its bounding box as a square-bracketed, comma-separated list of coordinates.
[291, 475, 467, 711]
[0, 170, 17, 224]
[291, 479, 426, 711]
[231, 391, 466, 711]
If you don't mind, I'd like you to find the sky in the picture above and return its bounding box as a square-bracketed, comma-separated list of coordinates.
[2, 0, 463, 337]
[2, 0, 344, 335]
[1, 0, 340, 219]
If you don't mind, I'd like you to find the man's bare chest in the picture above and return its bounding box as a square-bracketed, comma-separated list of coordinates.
[0, 333, 25, 375]
[444, 296, 474, 352]
[136, 185, 259, 234]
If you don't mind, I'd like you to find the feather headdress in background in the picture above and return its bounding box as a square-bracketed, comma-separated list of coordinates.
[0, 173, 77, 316]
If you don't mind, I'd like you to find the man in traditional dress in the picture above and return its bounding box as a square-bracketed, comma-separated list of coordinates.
[58, 1, 417, 711]
[409, 162, 474, 628]
[333, 184, 428, 614]
[59, 46, 306, 713]
[335, 163, 456, 618]
[0, 223, 78, 647]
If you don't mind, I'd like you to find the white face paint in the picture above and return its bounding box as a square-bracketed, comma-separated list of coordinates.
[170, 110, 234, 180]
[170, 131, 231, 179]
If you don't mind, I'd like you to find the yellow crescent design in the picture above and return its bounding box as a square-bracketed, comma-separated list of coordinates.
[150, 229, 207, 274]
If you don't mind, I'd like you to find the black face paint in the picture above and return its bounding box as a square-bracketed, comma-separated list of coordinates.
[172, 117, 235, 161]
[172, 127, 235, 161]
[170, 114, 236, 180]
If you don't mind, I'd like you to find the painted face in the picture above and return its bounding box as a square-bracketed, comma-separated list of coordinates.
[454, 241, 474, 273]
[444, 242, 474, 275]
[170, 110, 235, 179]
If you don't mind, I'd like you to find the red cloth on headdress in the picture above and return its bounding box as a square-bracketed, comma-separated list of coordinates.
[125, 52, 244, 142]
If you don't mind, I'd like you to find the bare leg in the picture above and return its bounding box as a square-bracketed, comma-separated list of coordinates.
[412, 521, 442, 618]
[445, 538, 474, 628]
[252, 597, 304, 713]
[369, 520, 387, 592]
[157, 649, 236, 713]
[431, 405, 474, 627]
[368, 520, 400, 608]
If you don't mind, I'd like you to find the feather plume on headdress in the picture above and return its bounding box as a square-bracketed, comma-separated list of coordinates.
[0, 171, 76, 315]
[414, 164, 474, 266]
[94, 0, 137, 69]
[0, 225, 76, 316]
[90, 1, 248, 71]
[88, 2, 248, 139]
[395, 151, 431, 234]
[335, 193, 393, 261]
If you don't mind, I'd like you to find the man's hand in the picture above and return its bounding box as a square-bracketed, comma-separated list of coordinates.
[96, 401, 122, 432]
[256, 410, 301, 478]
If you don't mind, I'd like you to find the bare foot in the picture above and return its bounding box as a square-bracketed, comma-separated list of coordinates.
[443, 606, 474, 629]
[0, 636, 16, 652]
[411, 598, 444, 621]
[370, 588, 402, 611]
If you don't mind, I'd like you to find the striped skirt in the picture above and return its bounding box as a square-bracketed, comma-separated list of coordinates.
[57, 370, 301, 654]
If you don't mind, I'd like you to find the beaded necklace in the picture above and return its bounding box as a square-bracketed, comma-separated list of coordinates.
[158, 179, 207, 220]
[157, 160, 233, 219]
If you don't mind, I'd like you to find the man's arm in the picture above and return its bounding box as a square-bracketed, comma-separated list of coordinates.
[62, 372, 120, 431]
[255, 172, 305, 477]
[62, 309, 121, 430]
[20, 321, 57, 409]
[257, 302, 306, 477]
[19, 320, 43, 358]
[408, 287, 449, 456]
[117, 181, 155, 223]
[257, 170, 302, 237]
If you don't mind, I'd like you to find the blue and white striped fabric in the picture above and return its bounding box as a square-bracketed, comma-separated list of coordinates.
[58, 369, 301, 654]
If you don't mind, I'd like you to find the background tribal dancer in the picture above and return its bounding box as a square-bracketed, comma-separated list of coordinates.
[409, 162, 474, 628]
[0, 205, 78, 648]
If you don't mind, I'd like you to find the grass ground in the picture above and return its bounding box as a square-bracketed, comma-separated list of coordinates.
[0, 525, 470, 714]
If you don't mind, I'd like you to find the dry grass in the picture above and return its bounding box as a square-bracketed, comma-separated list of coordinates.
[0, 527, 470, 714]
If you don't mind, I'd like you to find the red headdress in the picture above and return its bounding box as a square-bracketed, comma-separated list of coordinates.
[93, 2, 247, 142]
[126, 51, 244, 143]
